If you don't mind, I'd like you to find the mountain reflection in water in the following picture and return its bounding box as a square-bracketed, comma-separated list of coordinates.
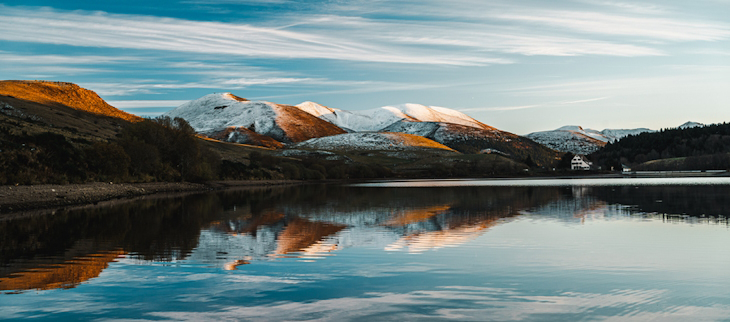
[1, 182, 729, 293]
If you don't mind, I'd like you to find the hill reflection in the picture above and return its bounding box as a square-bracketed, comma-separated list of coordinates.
[2, 182, 728, 292]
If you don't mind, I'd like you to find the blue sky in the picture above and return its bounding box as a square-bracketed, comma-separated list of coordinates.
[1, 0, 728, 134]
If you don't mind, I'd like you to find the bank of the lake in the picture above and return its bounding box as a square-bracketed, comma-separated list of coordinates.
[0, 180, 301, 214]
[3, 170, 728, 214]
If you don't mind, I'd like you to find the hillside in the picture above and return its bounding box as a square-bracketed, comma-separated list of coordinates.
[165, 93, 346, 144]
[0, 80, 141, 122]
[291, 132, 457, 153]
[294, 101, 558, 166]
[382, 121, 560, 167]
[590, 122, 730, 170]
[526, 125, 653, 154]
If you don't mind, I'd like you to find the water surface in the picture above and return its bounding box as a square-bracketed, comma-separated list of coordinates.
[2, 178, 730, 321]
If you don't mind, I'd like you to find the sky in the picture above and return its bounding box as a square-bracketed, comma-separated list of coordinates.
[0, 0, 728, 134]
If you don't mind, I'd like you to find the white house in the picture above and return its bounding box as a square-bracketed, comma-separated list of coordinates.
[571, 155, 593, 170]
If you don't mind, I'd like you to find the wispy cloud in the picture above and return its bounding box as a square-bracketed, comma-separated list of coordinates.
[106, 100, 190, 108]
[4, 0, 721, 70]
[82, 77, 317, 96]
[493, 10, 729, 41]
[560, 97, 610, 104]
[459, 97, 609, 112]
[0, 52, 140, 76]
[0, 52, 140, 65]
[0, 5, 497, 66]
[461, 105, 541, 112]
[578, 0, 668, 14]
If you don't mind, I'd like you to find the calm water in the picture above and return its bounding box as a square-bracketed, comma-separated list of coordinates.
[2, 178, 730, 321]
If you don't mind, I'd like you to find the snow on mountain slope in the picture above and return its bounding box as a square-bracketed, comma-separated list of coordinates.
[205, 126, 284, 149]
[526, 129, 607, 155]
[526, 126, 654, 154]
[165, 93, 345, 144]
[383, 121, 560, 166]
[678, 121, 704, 129]
[291, 132, 457, 152]
[295, 102, 493, 132]
[600, 128, 653, 142]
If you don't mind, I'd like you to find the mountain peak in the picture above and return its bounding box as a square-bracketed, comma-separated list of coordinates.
[223, 93, 248, 102]
[679, 121, 704, 129]
[165, 93, 345, 144]
[527, 125, 654, 154]
[556, 125, 584, 131]
[295, 101, 337, 118]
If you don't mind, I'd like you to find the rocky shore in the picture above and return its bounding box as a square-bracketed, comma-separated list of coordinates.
[0, 180, 299, 214]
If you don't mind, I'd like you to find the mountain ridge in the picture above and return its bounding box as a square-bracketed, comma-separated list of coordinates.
[526, 126, 654, 154]
[164, 93, 346, 144]
[0, 80, 141, 122]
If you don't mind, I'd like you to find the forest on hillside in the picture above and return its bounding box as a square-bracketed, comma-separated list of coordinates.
[590, 123, 730, 171]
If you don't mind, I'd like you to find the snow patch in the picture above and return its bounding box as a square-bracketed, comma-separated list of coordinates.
[295, 102, 492, 132]
[291, 132, 455, 152]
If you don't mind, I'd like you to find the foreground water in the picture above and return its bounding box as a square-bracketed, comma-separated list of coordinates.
[2, 178, 730, 321]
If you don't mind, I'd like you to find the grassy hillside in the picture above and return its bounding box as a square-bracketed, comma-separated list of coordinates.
[0, 80, 141, 122]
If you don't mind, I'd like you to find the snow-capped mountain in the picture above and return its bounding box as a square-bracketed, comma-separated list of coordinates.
[381, 121, 560, 166]
[526, 126, 653, 154]
[295, 102, 493, 132]
[167, 94, 559, 166]
[164, 93, 345, 144]
[294, 101, 558, 165]
[678, 121, 704, 129]
[600, 128, 654, 142]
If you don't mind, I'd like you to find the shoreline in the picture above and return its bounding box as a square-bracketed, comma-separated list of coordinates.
[2, 172, 728, 216]
[0, 180, 301, 215]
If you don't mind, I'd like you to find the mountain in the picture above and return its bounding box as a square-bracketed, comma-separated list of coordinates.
[291, 132, 457, 153]
[590, 122, 730, 171]
[165, 93, 346, 144]
[526, 126, 653, 154]
[381, 121, 559, 166]
[0, 80, 140, 122]
[295, 101, 557, 166]
[678, 121, 704, 129]
[295, 102, 493, 132]
[600, 128, 654, 142]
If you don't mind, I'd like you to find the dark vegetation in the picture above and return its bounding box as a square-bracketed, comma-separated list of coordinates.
[590, 123, 730, 171]
[0, 117, 219, 184]
[0, 115, 405, 185]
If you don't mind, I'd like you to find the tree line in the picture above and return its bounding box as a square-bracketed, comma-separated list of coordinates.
[0, 117, 398, 185]
[589, 123, 730, 170]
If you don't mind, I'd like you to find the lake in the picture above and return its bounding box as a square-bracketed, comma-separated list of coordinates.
[2, 178, 730, 321]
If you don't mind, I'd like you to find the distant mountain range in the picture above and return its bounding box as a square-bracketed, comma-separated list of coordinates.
[526, 126, 653, 155]
[164, 93, 560, 166]
[526, 123, 707, 155]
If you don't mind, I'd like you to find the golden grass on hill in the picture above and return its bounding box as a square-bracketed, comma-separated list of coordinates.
[272, 104, 347, 143]
[0, 80, 141, 122]
[382, 132, 457, 151]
